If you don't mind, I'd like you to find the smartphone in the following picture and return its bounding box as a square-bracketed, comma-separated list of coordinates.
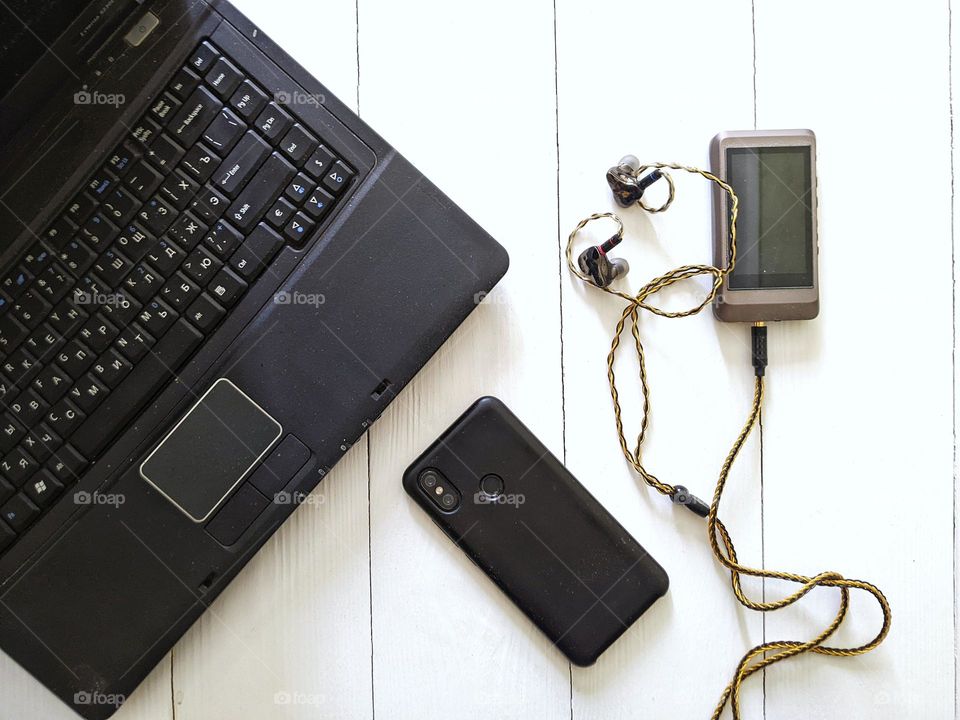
[711, 129, 819, 322]
[403, 396, 669, 667]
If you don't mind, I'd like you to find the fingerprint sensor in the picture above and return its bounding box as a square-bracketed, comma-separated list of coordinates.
[479, 474, 504, 499]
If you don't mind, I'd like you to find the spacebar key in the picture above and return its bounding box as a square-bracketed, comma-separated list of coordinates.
[71, 320, 204, 458]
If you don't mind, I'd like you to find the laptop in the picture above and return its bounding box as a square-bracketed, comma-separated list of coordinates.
[0, 1, 508, 717]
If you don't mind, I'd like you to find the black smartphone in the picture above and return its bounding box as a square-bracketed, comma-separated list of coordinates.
[403, 396, 669, 667]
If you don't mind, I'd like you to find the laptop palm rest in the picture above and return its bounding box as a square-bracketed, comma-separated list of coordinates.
[140, 379, 282, 523]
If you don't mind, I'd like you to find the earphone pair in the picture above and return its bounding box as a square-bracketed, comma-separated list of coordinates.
[575, 155, 672, 288]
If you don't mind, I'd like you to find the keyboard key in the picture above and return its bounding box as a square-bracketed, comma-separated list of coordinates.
[10, 388, 46, 427]
[45, 398, 85, 440]
[13, 290, 52, 329]
[22, 245, 52, 276]
[205, 57, 243, 99]
[70, 374, 109, 412]
[32, 364, 71, 404]
[98, 290, 140, 327]
[23, 425, 60, 464]
[169, 86, 223, 147]
[56, 339, 96, 378]
[302, 187, 335, 220]
[160, 273, 199, 311]
[283, 212, 315, 247]
[182, 247, 222, 285]
[84, 172, 114, 200]
[0, 478, 13, 506]
[214, 131, 271, 198]
[1, 266, 31, 299]
[80, 212, 119, 251]
[123, 263, 164, 303]
[93, 249, 133, 288]
[0, 415, 25, 455]
[0, 316, 28, 353]
[202, 108, 245, 155]
[190, 185, 228, 223]
[2, 447, 39, 487]
[254, 102, 292, 142]
[226, 152, 296, 233]
[32, 264, 69, 304]
[24, 324, 63, 359]
[148, 133, 185, 170]
[59, 240, 96, 275]
[207, 267, 246, 308]
[323, 160, 355, 194]
[115, 324, 154, 363]
[303, 145, 336, 180]
[47, 300, 86, 337]
[160, 170, 200, 210]
[0, 517, 15, 552]
[180, 142, 221, 183]
[129, 117, 162, 147]
[106, 142, 141, 178]
[66, 193, 97, 224]
[188, 41, 219, 74]
[138, 196, 176, 236]
[146, 238, 186, 277]
[101, 187, 138, 226]
[78, 314, 118, 354]
[229, 80, 268, 122]
[284, 173, 315, 204]
[125, 160, 165, 201]
[231, 223, 283, 280]
[148, 92, 181, 126]
[71, 319, 203, 458]
[4, 350, 39, 387]
[185, 293, 225, 333]
[0, 377, 16, 407]
[0, 494, 39, 533]
[266, 197, 296, 228]
[46, 444, 87, 484]
[138, 299, 178, 337]
[92, 351, 132, 389]
[279, 124, 318, 165]
[202, 221, 244, 260]
[23, 469, 62, 509]
[167, 212, 207, 251]
[168, 66, 201, 101]
[114, 224, 153, 264]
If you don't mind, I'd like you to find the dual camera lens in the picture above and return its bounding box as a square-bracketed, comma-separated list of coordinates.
[419, 468, 461, 511]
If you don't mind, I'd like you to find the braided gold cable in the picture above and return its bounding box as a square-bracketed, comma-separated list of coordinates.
[566, 163, 892, 719]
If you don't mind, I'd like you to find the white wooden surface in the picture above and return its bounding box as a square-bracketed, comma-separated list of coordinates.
[1, 0, 955, 718]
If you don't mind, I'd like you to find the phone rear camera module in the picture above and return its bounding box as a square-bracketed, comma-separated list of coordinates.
[419, 469, 440, 490]
[418, 468, 462, 512]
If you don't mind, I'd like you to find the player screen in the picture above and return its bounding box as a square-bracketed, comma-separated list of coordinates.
[726, 146, 814, 289]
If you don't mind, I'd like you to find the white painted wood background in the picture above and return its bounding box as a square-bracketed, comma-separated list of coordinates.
[2, 0, 956, 718]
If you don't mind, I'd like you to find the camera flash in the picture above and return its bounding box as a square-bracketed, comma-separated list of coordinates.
[434, 486, 444, 495]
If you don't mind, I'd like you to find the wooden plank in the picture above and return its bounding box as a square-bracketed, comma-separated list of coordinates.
[361, 0, 567, 718]
[171, 2, 373, 719]
[555, 1, 762, 718]
[755, 1, 954, 717]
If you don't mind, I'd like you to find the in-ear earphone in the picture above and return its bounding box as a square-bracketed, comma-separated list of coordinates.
[575, 157, 671, 289]
[576, 234, 629, 288]
[605, 154, 664, 208]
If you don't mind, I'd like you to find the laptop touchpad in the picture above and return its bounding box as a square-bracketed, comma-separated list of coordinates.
[141, 378, 281, 522]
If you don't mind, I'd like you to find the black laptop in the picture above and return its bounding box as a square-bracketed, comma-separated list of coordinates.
[0, 1, 508, 717]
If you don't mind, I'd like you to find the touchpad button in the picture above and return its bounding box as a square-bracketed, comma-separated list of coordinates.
[141, 378, 282, 521]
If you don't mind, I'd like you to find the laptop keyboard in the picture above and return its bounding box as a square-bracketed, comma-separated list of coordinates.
[0, 40, 356, 555]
